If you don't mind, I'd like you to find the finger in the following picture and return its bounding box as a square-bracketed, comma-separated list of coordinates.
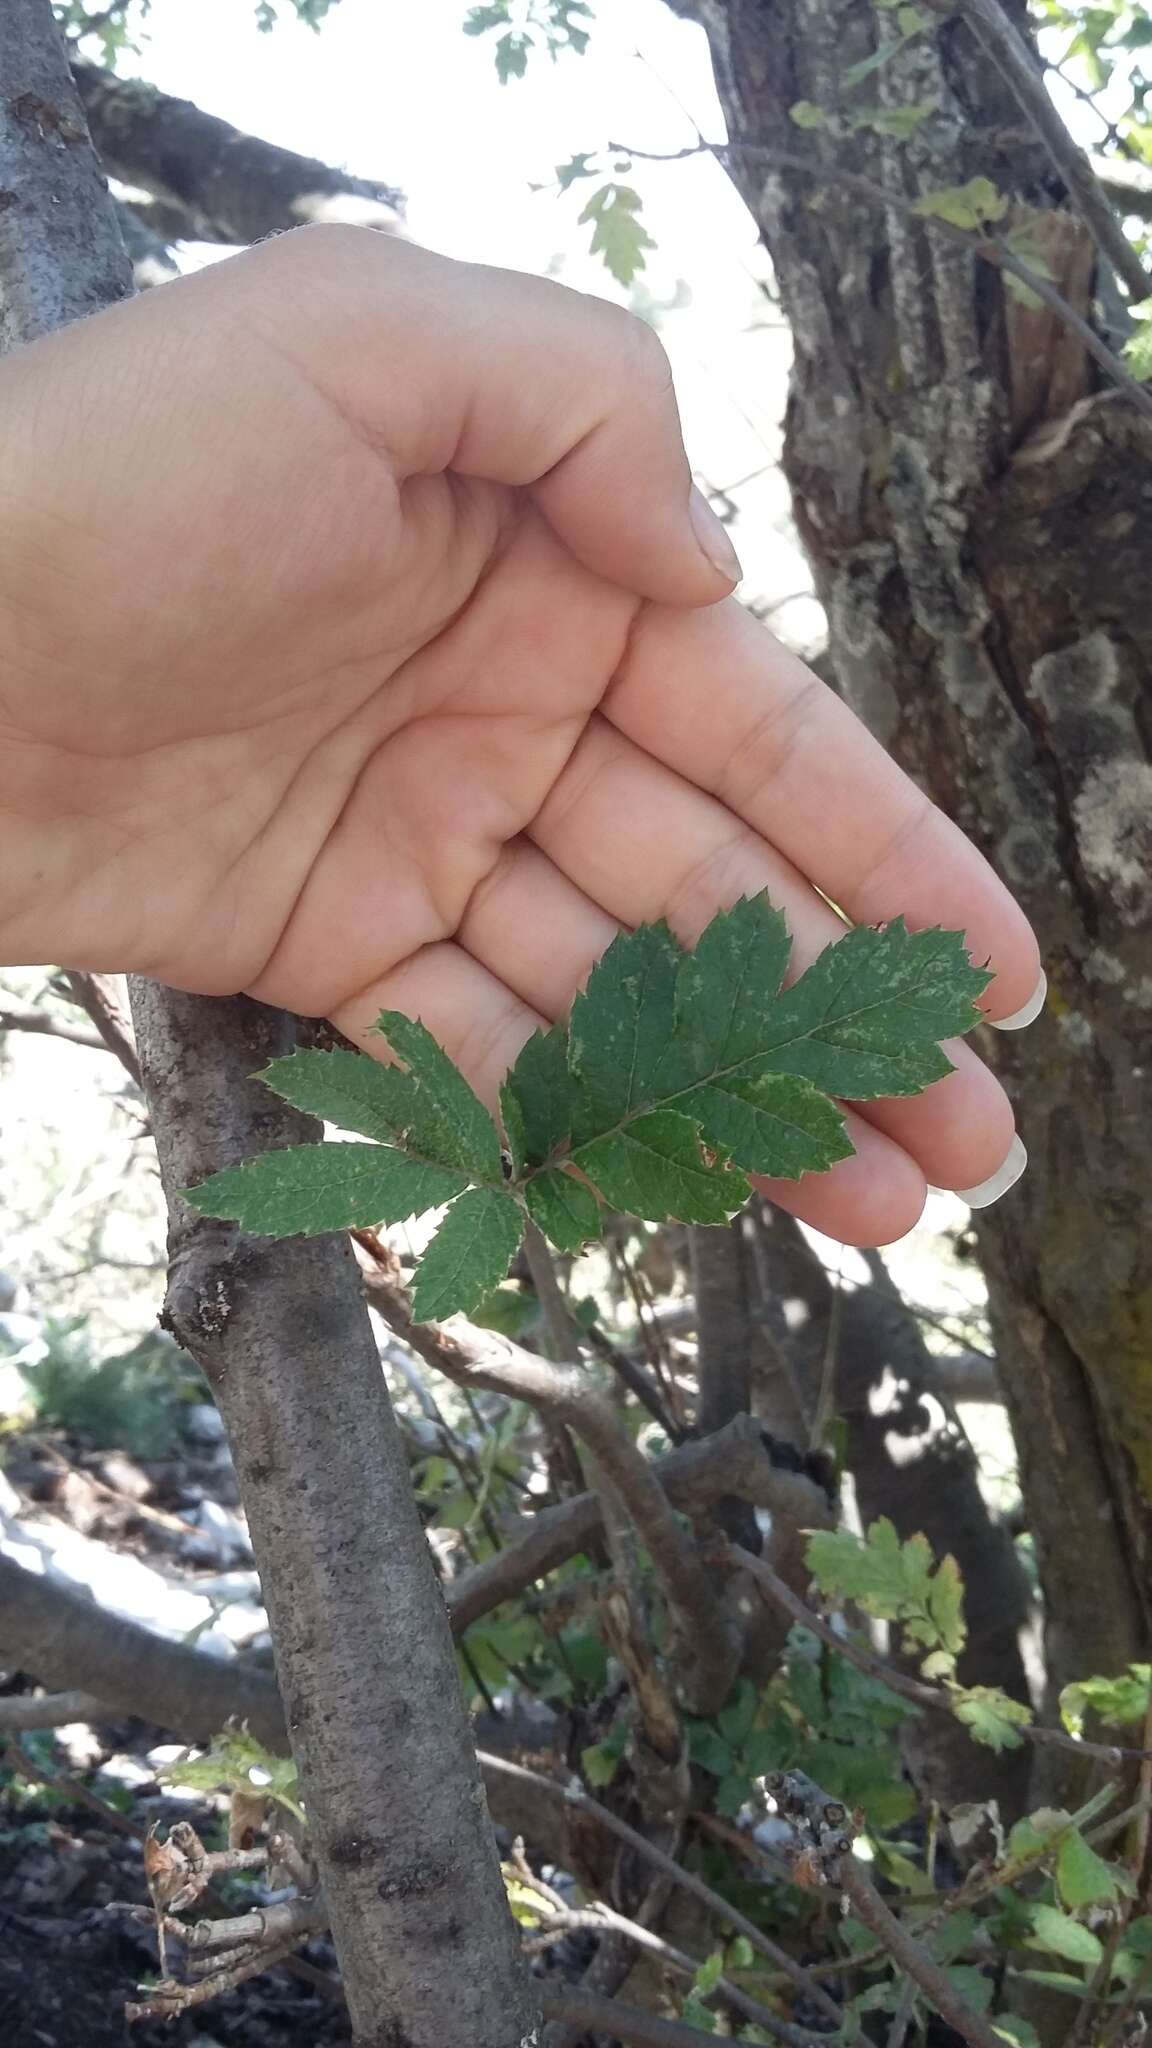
[529, 716, 1020, 1193]
[237, 228, 741, 605]
[330, 942, 547, 1111]
[603, 601, 1043, 1022]
[752, 1108, 927, 1248]
[458, 838, 621, 1019]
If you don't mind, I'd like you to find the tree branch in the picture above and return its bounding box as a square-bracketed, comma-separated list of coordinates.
[0, 997, 106, 1052]
[725, 1539, 1152, 1766]
[477, 1750, 844, 2030]
[0, 1686, 108, 1728]
[539, 1990, 812, 2048]
[608, 139, 1152, 426]
[366, 1265, 740, 1713]
[71, 58, 404, 246]
[56, 969, 142, 1083]
[0, 1548, 286, 1746]
[947, 0, 1150, 306]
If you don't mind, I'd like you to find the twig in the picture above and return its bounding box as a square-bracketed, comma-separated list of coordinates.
[57, 969, 142, 1086]
[0, 1688, 110, 1730]
[476, 1750, 844, 2028]
[522, 1219, 581, 1361]
[365, 1265, 738, 1712]
[126, 1935, 306, 2020]
[726, 1538, 1152, 1764]
[947, 0, 1150, 305]
[538, 1991, 762, 2048]
[0, 998, 106, 1052]
[607, 138, 1152, 426]
[840, 1858, 1005, 2048]
[445, 1410, 830, 1633]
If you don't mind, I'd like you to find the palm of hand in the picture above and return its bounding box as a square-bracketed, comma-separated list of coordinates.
[0, 228, 1038, 1246]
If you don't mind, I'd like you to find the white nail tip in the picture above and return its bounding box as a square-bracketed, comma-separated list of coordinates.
[953, 1135, 1028, 1210]
[989, 972, 1047, 1032]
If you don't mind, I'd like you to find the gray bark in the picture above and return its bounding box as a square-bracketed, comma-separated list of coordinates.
[129, 986, 536, 2048]
[0, 8, 532, 2042]
[71, 57, 405, 245]
[687, 0, 1152, 1724]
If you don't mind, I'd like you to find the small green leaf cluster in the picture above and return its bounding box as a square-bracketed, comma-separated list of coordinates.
[157, 1725, 305, 1824]
[807, 1516, 967, 1676]
[686, 1639, 918, 1830]
[1060, 1660, 1152, 1735]
[463, 0, 592, 83]
[184, 897, 990, 1323]
[806, 1520, 1039, 1748]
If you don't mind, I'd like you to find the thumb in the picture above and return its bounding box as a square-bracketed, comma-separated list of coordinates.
[248, 228, 742, 607]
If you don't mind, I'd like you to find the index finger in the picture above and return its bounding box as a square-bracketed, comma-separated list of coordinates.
[604, 597, 1044, 1023]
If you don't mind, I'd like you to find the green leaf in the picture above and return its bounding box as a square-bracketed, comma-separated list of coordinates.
[681, 1072, 852, 1179]
[373, 1011, 503, 1182]
[991, 2019, 1041, 2048]
[912, 176, 1010, 231]
[569, 922, 680, 1143]
[927, 1552, 967, 1659]
[789, 99, 830, 128]
[524, 1168, 601, 1253]
[1060, 1663, 1151, 1735]
[503, 1024, 571, 1171]
[573, 1111, 744, 1224]
[1027, 1903, 1104, 1967]
[258, 1046, 422, 1145]
[686, 1722, 736, 1777]
[852, 101, 936, 139]
[410, 1188, 524, 1321]
[183, 1143, 468, 1235]
[495, 28, 532, 79]
[469, 1283, 538, 1337]
[718, 1679, 759, 1747]
[577, 181, 656, 287]
[758, 921, 990, 1099]
[953, 1686, 1034, 1751]
[1056, 1827, 1124, 1909]
[463, 2, 511, 31]
[557, 150, 598, 190]
[158, 1727, 303, 1822]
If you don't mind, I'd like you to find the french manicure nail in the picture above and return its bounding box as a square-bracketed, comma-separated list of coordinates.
[689, 484, 743, 584]
[989, 971, 1047, 1032]
[953, 1134, 1028, 1210]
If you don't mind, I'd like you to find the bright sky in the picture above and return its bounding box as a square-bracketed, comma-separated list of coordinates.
[125, 0, 822, 636]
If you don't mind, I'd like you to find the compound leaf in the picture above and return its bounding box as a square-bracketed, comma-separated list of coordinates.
[410, 1187, 524, 1322]
[184, 1144, 468, 1235]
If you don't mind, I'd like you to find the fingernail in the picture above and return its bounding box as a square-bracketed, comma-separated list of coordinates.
[953, 1134, 1028, 1210]
[689, 484, 742, 584]
[989, 971, 1047, 1032]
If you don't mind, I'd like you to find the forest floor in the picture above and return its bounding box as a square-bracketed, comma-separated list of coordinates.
[0, 1421, 351, 2048]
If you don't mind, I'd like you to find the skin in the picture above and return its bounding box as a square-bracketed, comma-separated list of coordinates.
[0, 226, 1040, 1248]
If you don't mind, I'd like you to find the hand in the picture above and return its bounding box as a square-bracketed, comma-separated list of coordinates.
[0, 226, 1040, 1246]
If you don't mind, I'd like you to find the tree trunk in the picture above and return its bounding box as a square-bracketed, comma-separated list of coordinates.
[0, 8, 535, 2041]
[685, 0, 1152, 1710]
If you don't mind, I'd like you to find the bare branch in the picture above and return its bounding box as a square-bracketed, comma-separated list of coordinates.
[366, 1265, 739, 1712]
[0, 1548, 285, 1747]
[57, 969, 142, 1084]
[71, 57, 404, 245]
[840, 1858, 1005, 2048]
[539, 1989, 815, 2048]
[0, 1686, 108, 1729]
[476, 1750, 844, 2030]
[0, 997, 106, 1052]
